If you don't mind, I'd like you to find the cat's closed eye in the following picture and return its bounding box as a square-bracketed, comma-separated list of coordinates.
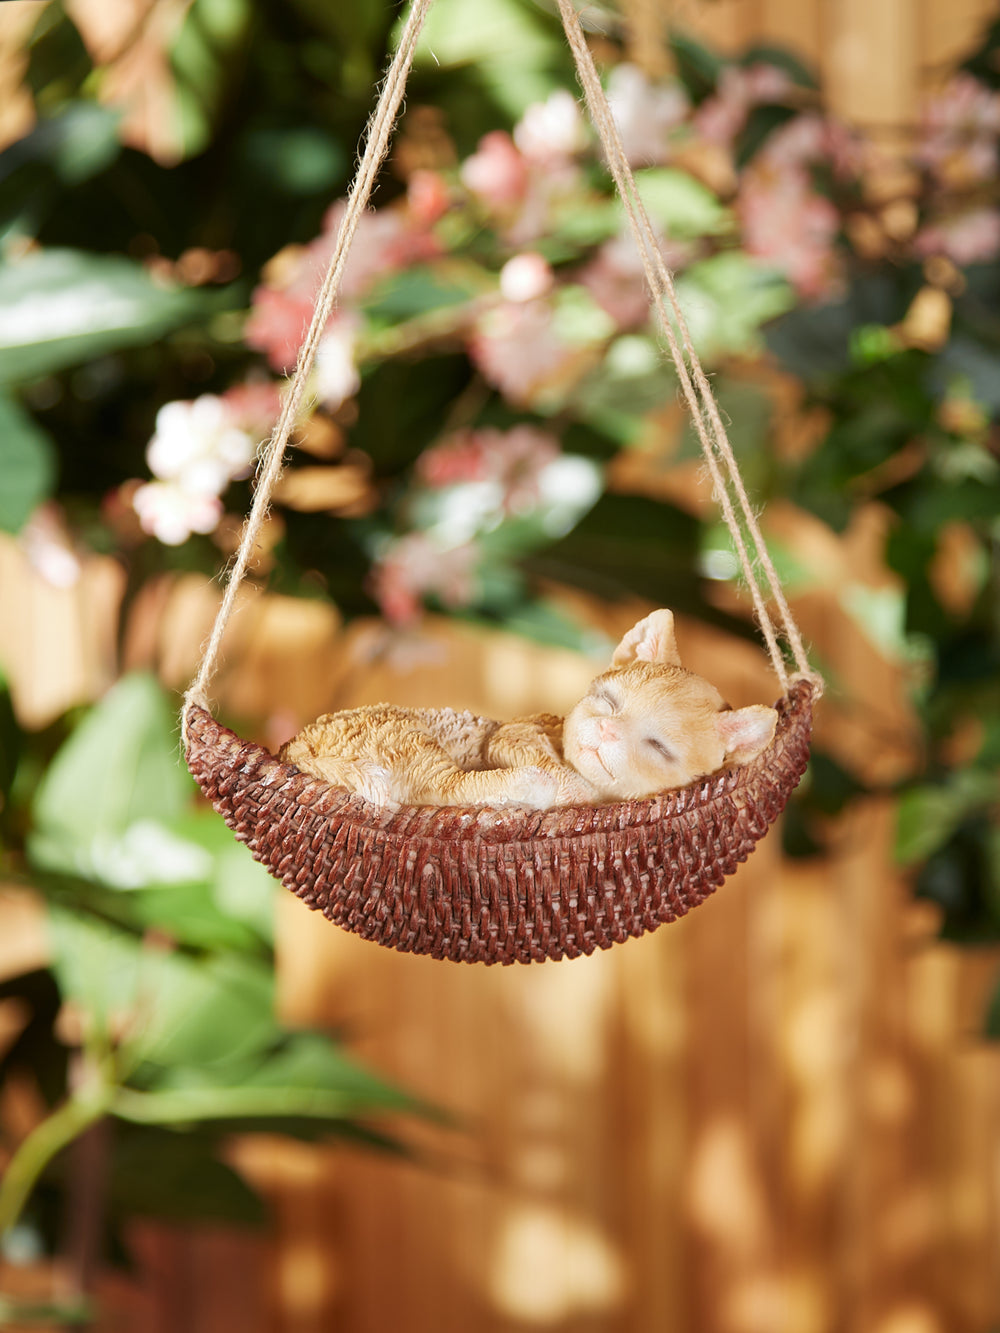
[592, 686, 619, 713]
[645, 736, 676, 764]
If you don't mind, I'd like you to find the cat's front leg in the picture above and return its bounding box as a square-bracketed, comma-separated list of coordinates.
[438, 765, 561, 810]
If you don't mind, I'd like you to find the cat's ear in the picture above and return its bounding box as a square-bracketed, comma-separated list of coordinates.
[716, 705, 777, 765]
[611, 609, 682, 667]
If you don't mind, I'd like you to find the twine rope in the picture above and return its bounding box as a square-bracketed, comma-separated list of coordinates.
[557, 0, 816, 692]
[182, 0, 818, 738]
[181, 0, 437, 740]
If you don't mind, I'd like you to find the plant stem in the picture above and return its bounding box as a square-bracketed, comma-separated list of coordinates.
[0, 1094, 111, 1240]
[111, 1085, 357, 1124]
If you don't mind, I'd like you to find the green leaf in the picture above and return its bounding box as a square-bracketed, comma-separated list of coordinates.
[364, 267, 475, 323]
[0, 101, 122, 189]
[466, 599, 613, 657]
[126, 1029, 442, 1123]
[176, 810, 275, 946]
[0, 393, 56, 533]
[171, 0, 253, 159]
[524, 492, 756, 640]
[738, 44, 818, 88]
[0, 671, 22, 805]
[46, 909, 143, 1037]
[669, 31, 724, 99]
[632, 168, 730, 240]
[26, 4, 92, 109]
[895, 769, 1000, 866]
[675, 252, 795, 361]
[48, 908, 278, 1067]
[228, 1030, 434, 1116]
[29, 674, 193, 880]
[0, 1296, 92, 1328]
[936, 336, 1000, 413]
[915, 816, 1000, 944]
[573, 334, 677, 443]
[0, 249, 219, 385]
[109, 1125, 267, 1226]
[120, 810, 275, 952]
[765, 274, 908, 382]
[411, 0, 569, 121]
[839, 584, 931, 667]
[986, 973, 1000, 1039]
[678, 377, 774, 493]
[239, 126, 345, 196]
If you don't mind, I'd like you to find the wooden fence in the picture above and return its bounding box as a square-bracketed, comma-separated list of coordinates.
[1, 0, 999, 1329]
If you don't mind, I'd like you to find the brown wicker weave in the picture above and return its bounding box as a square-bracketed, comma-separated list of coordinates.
[184, 678, 813, 965]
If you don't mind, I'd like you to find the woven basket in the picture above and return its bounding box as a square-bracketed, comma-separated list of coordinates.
[184, 678, 813, 964]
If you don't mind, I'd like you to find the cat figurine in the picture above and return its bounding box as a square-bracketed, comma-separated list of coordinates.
[278, 609, 778, 810]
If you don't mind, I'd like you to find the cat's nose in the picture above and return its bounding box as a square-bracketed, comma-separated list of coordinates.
[599, 719, 618, 742]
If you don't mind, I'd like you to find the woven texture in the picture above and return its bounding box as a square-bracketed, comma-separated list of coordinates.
[185, 679, 814, 965]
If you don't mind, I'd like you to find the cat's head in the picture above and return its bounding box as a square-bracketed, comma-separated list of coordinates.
[563, 609, 778, 800]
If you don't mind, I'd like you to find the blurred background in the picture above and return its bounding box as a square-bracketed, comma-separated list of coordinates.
[0, 0, 999, 1329]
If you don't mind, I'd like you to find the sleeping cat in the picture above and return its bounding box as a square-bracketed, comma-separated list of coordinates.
[278, 609, 778, 810]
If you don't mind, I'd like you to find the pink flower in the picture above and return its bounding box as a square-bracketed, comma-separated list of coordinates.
[469, 298, 581, 406]
[759, 112, 861, 179]
[314, 202, 442, 301]
[246, 198, 443, 373]
[742, 63, 795, 104]
[461, 112, 586, 245]
[417, 425, 560, 514]
[245, 283, 314, 371]
[368, 532, 478, 626]
[220, 381, 283, 435]
[915, 208, 1000, 265]
[133, 481, 223, 546]
[918, 73, 1000, 186]
[461, 131, 529, 211]
[416, 433, 490, 488]
[499, 252, 554, 303]
[407, 169, 451, 227]
[606, 64, 689, 166]
[738, 166, 840, 299]
[695, 63, 794, 149]
[577, 231, 692, 329]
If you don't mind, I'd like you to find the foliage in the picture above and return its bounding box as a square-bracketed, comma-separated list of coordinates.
[1, 0, 1000, 1312]
[0, 672, 437, 1291]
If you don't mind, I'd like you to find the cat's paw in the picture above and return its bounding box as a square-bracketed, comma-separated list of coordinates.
[556, 770, 598, 806]
[503, 766, 561, 810]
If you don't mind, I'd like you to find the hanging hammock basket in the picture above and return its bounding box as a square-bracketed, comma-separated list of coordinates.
[185, 677, 814, 965]
[180, 0, 822, 965]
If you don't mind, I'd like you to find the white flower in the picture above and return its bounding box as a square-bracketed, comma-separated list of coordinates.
[514, 90, 586, 163]
[146, 395, 256, 496]
[133, 480, 222, 546]
[314, 316, 361, 409]
[20, 505, 81, 588]
[499, 252, 554, 303]
[606, 64, 689, 165]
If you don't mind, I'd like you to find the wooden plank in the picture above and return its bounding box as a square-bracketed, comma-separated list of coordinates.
[667, 0, 761, 53]
[824, 0, 920, 139]
[919, 0, 998, 87]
